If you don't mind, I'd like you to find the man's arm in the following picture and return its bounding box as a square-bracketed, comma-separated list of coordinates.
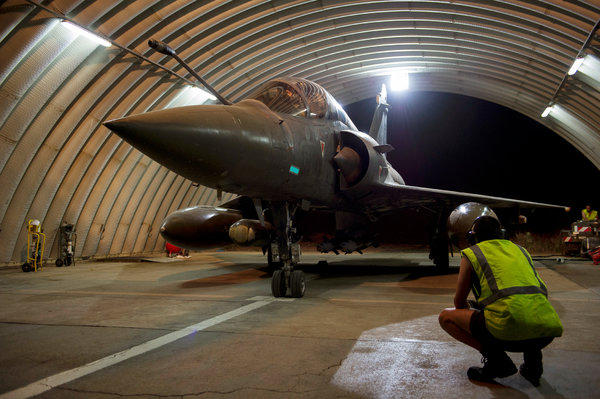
[454, 256, 473, 309]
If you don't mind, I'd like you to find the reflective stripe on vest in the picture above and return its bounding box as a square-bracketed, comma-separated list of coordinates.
[463, 240, 563, 340]
[469, 244, 547, 308]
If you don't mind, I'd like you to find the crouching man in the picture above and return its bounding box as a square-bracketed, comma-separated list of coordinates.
[439, 216, 563, 386]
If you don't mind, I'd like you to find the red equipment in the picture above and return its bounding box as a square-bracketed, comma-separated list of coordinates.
[590, 247, 600, 265]
[166, 242, 183, 257]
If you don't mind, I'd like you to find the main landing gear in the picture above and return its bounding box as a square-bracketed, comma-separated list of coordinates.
[268, 201, 305, 298]
[429, 205, 450, 273]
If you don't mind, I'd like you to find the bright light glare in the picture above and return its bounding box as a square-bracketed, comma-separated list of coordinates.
[390, 72, 409, 91]
[61, 21, 111, 47]
[188, 86, 217, 102]
[541, 106, 553, 118]
[568, 57, 585, 75]
[168, 86, 217, 107]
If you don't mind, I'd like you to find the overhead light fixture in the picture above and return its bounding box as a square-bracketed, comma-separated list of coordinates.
[168, 85, 218, 107]
[61, 21, 111, 47]
[567, 57, 585, 75]
[188, 86, 217, 102]
[541, 105, 554, 118]
[390, 72, 409, 91]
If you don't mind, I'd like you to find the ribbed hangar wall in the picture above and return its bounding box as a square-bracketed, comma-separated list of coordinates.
[0, 0, 599, 264]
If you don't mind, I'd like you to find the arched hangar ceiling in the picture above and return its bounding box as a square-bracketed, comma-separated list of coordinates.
[0, 0, 599, 264]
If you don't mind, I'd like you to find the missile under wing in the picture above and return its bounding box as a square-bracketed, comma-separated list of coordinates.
[104, 40, 565, 298]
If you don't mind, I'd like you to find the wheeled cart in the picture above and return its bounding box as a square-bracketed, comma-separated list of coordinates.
[56, 222, 76, 267]
[561, 220, 600, 257]
[22, 219, 45, 272]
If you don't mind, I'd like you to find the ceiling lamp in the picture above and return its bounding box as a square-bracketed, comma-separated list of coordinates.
[541, 106, 554, 118]
[567, 57, 585, 76]
[390, 72, 409, 91]
[61, 21, 111, 47]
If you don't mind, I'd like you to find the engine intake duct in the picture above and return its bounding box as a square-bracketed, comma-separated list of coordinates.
[334, 131, 370, 187]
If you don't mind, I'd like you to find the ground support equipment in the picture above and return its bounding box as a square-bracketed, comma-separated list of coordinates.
[22, 219, 46, 272]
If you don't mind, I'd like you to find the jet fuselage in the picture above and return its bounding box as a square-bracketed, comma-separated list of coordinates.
[105, 78, 389, 212]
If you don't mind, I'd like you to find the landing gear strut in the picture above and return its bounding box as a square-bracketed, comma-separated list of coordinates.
[269, 201, 305, 298]
[430, 205, 450, 273]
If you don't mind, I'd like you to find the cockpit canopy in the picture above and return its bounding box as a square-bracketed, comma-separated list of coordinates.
[248, 77, 357, 130]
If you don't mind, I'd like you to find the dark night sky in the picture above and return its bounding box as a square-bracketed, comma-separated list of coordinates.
[344, 91, 600, 229]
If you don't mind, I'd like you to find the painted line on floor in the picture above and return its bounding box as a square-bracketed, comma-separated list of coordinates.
[330, 298, 449, 306]
[0, 298, 277, 399]
[14, 289, 233, 300]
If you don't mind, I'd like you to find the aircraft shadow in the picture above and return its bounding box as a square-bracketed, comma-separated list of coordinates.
[175, 256, 459, 290]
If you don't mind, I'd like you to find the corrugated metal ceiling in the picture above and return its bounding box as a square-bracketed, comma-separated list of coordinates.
[0, 0, 599, 263]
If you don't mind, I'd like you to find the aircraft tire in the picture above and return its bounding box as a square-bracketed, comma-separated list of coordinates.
[271, 270, 287, 297]
[290, 270, 305, 298]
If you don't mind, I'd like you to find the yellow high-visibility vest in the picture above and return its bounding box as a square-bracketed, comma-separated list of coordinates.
[583, 209, 598, 221]
[462, 240, 563, 341]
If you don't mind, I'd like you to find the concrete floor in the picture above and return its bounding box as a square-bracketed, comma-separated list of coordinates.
[0, 250, 598, 399]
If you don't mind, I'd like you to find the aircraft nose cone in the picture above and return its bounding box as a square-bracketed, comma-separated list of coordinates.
[105, 106, 231, 148]
[103, 119, 132, 137]
[104, 105, 237, 182]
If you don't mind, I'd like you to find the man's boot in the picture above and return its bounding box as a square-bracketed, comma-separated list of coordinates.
[467, 350, 517, 382]
[520, 350, 543, 386]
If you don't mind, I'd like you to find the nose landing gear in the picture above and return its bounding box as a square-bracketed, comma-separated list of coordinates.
[270, 241, 305, 298]
[268, 201, 306, 298]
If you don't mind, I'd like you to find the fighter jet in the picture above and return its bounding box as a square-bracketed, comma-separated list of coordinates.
[104, 40, 563, 298]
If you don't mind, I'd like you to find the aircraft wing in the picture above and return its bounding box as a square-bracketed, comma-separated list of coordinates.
[334, 130, 566, 216]
[346, 180, 567, 215]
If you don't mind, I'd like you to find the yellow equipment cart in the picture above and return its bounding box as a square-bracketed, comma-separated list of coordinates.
[22, 219, 46, 272]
